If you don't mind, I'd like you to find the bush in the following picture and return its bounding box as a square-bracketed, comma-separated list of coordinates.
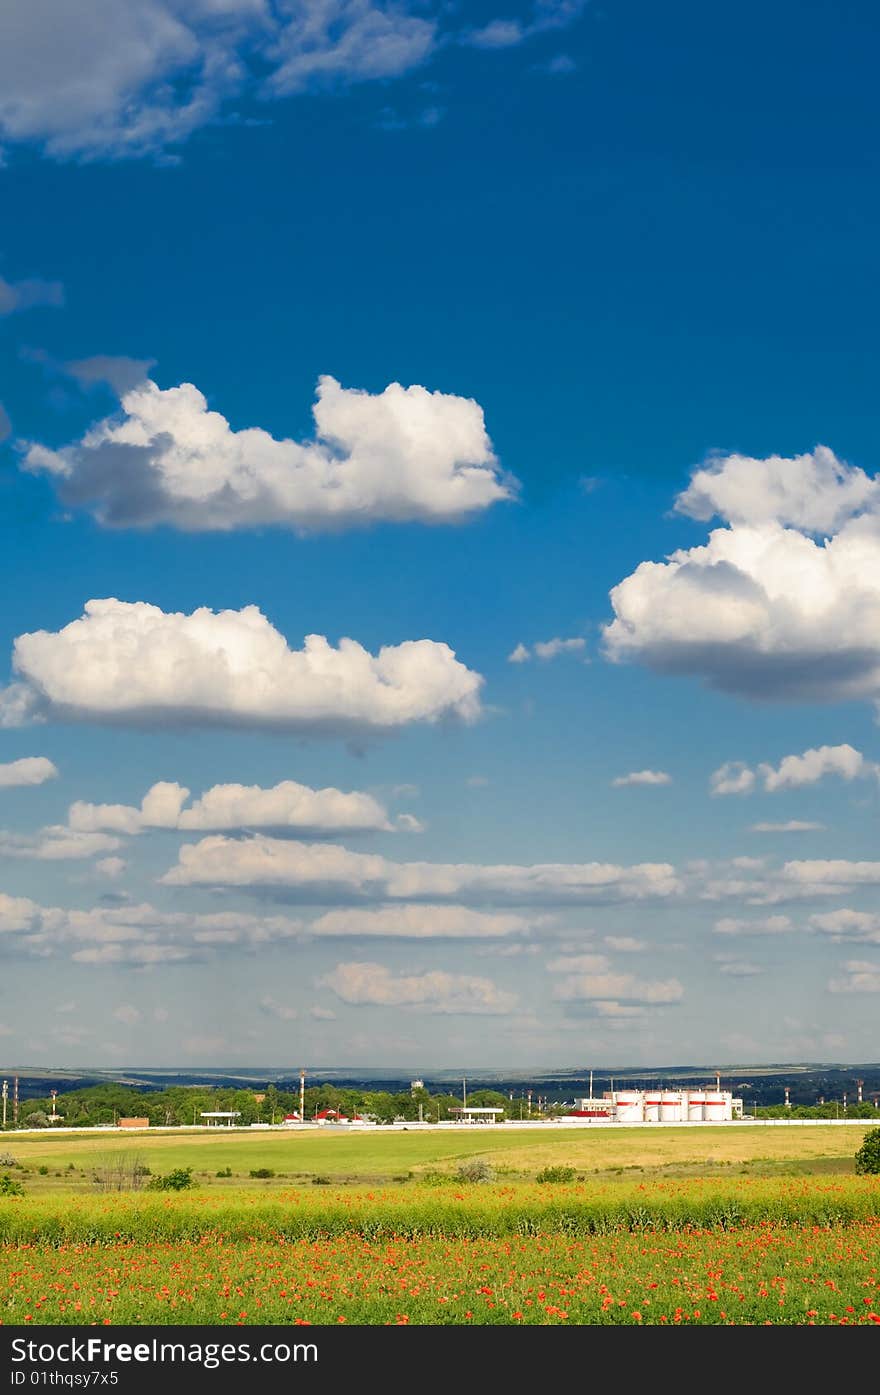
[536, 1165, 578, 1184]
[0, 1153, 18, 1167]
[855, 1127, 880, 1174]
[456, 1159, 493, 1183]
[147, 1167, 195, 1192]
[216, 1167, 233, 1178]
[0, 1173, 23, 1197]
[249, 1168, 275, 1179]
[38, 1165, 50, 1176]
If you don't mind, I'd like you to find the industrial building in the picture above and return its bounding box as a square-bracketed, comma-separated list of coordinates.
[568, 1088, 743, 1122]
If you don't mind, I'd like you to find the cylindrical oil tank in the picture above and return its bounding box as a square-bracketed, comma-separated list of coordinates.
[704, 1095, 727, 1122]
[644, 1095, 661, 1122]
[659, 1091, 682, 1122]
[687, 1092, 706, 1121]
[614, 1090, 643, 1123]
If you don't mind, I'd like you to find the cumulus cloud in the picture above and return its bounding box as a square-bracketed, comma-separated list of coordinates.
[0, 599, 483, 734]
[604, 449, 880, 709]
[309, 905, 534, 938]
[710, 762, 756, 796]
[259, 994, 298, 1021]
[0, 756, 58, 787]
[0, 895, 306, 964]
[552, 967, 683, 1005]
[611, 769, 671, 788]
[70, 777, 394, 836]
[750, 821, 825, 833]
[713, 745, 871, 796]
[809, 909, 880, 944]
[675, 446, 878, 533]
[714, 956, 762, 977]
[319, 961, 518, 1014]
[21, 374, 512, 531]
[96, 856, 127, 878]
[112, 1003, 141, 1025]
[0, 273, 64, 315]
[0, 826, 121, 860]
[713, 914, 792, 935]
[507, 637, 585, 663]
[0, 2, 589, 164]
[162, 834, 681, 905]
[603, 935, 646, 952]
[827, 959, 880, 994]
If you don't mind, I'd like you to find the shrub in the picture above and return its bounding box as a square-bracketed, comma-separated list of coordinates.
[311, 1175, 332, 1185]
[855, 1127, 880, 1175]
[92, 1154, 151, 1193]
[147, 1167, 195, 1192]
[216, 1167, 233, 1178]
[456, 1159, 493, 1183]
[536, 1165, 578, 1184]
[0, 1173, 23, 1197]
[38, 1165, 50, 1176]
[249, 1168, 275, 1179]
[0, 1153, 18, 1167]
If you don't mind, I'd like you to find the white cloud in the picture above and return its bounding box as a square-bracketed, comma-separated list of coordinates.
[552, 971, 683, 1005]
[162, 833, 681, 904]
[112, 1003, 141, 1025]
[710, 762, 756, 796]
[759, 743, 868, 791]
[781, 860, 880, 894]
[319, 961, 518, 1014]
[70, 777, 394, 835]
[546, 952, 611, 973]
[507, 637, 585, 663]
[714, 955, 762, 977]
[463, 2, 588, 52]
[675, 446, 878, 533]
[0, 826, 121, 860]
[611, 769, 671, 788]
[604, 450, 880, 708]
[95, 856, 127, 878]
[592, 1001, 647, 1018]
[309, 1005, 335, 1020]
[259, 994, 298, 1021]
[310, 905, 534, 938]
[828, 959, 880, 994]
[713, 914, 792, 935]
[22, 374, 512, 531]
[603, 935, 646, 952]
[750, 821, 825, 833]
[809, 909, 880, 944]
[0, 756, 58, 787]
[0, 896, 306, 964]
[0, 273, 64, 315]
[713, 744, 871, 797]
[1, 599, 483, 734]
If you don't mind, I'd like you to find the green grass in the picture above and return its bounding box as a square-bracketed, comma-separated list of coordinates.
[3, 1122, 875, 1192]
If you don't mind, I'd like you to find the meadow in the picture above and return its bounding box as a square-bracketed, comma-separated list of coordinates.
[2, 1122, 874, 1190]
[2, 1125, 878, 1326]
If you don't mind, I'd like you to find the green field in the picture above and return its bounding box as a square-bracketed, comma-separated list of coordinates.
[3, 1125, 877, 1325]
[3, 1122, 876, 1191]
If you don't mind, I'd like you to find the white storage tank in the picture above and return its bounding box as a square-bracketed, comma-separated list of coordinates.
[704, 1095, 728, 1122]
[614, 1091, 644, 1123]
[687, 1092, 706, 1121]
[660, 1091, 682, 1122]
[644, 1094, 661, 1122]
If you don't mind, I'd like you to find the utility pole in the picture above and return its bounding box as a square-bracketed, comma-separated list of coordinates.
[1, 1080, 6, 1129]
[300, 1070, 306, 1122]
[462, 1076, 467, 1109]
[13, 1077, 18, 1126]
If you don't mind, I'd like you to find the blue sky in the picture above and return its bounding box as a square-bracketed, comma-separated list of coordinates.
[1, 1, 880, 1069]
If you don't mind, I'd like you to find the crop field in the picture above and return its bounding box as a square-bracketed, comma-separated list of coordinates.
[2, 1127, 877, 1325]
[3, 1123, 875, 1190]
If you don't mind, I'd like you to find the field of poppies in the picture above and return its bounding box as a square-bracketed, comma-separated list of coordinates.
[1, 1176, 879, 1325]
[3, 1224, 880, 1326]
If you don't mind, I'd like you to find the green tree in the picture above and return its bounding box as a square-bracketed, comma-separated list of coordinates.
[855, 1127, 880, 1174]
